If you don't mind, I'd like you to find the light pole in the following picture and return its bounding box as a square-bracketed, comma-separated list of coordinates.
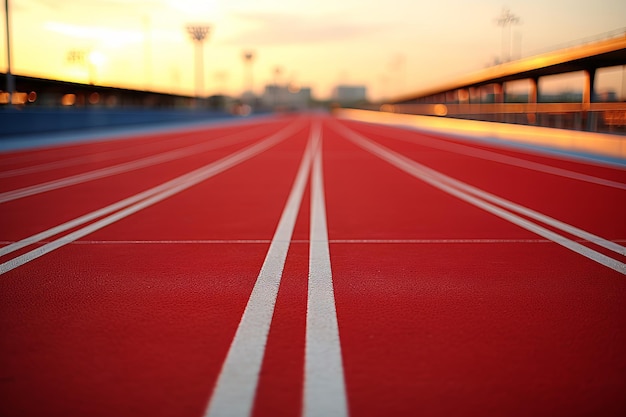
[4, 0, 15, 105]
[243, 50, 255, 96]
[495, 8, 520, 63]
[186, 25, 211, 98]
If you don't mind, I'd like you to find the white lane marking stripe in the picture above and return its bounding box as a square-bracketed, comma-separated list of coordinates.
[0, 123, 302, 258]
[399, 149, 626, 256]
[1, 155, 114, 178]
[11, 238, 625, 245]
[0, 125, 271, 203]
[367, 126, 626, 190]
[0, 124, 275, 179]
[204, 123, 318, 417]
[0, 134, 198, 178]
[335, 123, 626, 258]
[330, 239, 623, 244]
[0, 116, 280, 165]
[304, 133, 349, 417]
[339, 125, 626, 256]
[450, 181, 626, 256]
[335, 125, 626, 275]
[64, 239, 275, 244]
[4, 239, 626, 245]
[0, 123, 302, 275]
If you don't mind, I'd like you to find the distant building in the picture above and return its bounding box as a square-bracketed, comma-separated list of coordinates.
[333, 85, 367, 105]
[261, 84, 312, 110]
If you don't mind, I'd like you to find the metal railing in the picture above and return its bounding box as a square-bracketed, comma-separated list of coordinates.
[524, 27, 626, 59]
[383, 102, 626, 135]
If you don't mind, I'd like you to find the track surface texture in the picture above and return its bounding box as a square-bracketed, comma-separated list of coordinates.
[1, 113, 625, 417]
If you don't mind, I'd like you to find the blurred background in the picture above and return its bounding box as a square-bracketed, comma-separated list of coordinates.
[1, 0, 625, 132]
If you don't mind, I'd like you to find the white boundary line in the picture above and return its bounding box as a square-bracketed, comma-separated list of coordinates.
[333, 123, 626, 275]
[0, 114, 280, 154]
[0, 122, 302, 259]
[10, 238, 626, 245]
[362, 124, 626, 190]
[304, 128, 349, 417]
[330, 238, 626, 244]
[359, 131, 626, 257]
[0, 121, 281, 178]
[204, 122, 318, 417]
[0, 129, 208, 178]
[340, 123, 626, 257]
[0, 124, 272, 203]
[0, 122, 303, 275]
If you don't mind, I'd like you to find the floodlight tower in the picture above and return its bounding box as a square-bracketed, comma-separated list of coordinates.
[495, 8, 520, 63]
[186, 24, 211, 97]
[243, 50, 255, 96]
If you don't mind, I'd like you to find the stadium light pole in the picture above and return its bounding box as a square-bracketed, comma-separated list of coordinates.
[186, 25, 211, 98]
[495, 8, 520, 63]
[4, 0, 15, 105]
[243, 50, 255, 95]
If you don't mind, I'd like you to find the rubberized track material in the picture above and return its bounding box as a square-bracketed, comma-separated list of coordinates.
[1, 114, 625, 417]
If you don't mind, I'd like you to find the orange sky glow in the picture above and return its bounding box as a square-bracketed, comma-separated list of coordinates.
[1, 0, 625, 100]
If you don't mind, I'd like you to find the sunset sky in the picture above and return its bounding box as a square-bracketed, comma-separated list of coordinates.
[1, 0, 625, 100]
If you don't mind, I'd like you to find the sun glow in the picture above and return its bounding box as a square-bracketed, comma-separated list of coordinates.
[164, 0, 221, 20]
[4, 0, 625, 101]
[44, 22, 143, 47]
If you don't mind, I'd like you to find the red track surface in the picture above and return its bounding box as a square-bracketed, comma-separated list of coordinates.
[1, 114, 625, 417]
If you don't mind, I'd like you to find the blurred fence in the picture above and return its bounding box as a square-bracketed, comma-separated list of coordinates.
[335, 108, 626, 162]
[0, 107, 232, 137]
[381, 103, 626, 135]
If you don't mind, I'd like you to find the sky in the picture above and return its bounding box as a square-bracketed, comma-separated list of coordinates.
[1, 0, 625, 101]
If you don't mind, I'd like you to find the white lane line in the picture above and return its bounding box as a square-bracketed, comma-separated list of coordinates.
[336, 123, 626, 257]
[4, 238, 626, 245]
[387, 141, 626, 256]
[332, 239, 559, 244]
[342, 125, 626, 255]
[204, 123, 319, 417]
[365, 125, 626, 190]
[0, 124, 275, 179]
[0, 141, 190, 179]
[334, 124, 626, 275]
[0, 125, 272, 203]
[0, 122, 302, 259]
[331, 238, 625, 244]
[304, 134, 349, 417]
[0, 122, 303, 275]
[0, 154, 114, 178]
[71, 239, 273, 244]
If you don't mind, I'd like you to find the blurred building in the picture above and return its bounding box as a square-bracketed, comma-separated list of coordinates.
[333, 85, 367, 105]
[261, 84, 312, 110]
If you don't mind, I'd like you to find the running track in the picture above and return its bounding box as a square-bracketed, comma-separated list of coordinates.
[1, 113, 625, 417]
